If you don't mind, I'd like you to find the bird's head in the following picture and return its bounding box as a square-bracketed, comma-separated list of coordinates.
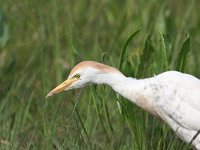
[45, 61, 122, 98]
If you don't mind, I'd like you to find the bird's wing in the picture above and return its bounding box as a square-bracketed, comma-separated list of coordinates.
[157, 71, 200, 111]
[158, 96, 200, 131]
[155, 71, 200, 131]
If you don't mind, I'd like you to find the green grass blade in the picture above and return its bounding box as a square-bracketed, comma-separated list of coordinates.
[119, 29, 141, 71]
[137, 34, 155, 78]
[91, 87, 110, 142]
[176, 35, 190, 72]
[71, 100, 92, 147]
[160, 33, 168, 71]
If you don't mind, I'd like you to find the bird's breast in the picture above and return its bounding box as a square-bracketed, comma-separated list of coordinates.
[134, 93, 158, 116]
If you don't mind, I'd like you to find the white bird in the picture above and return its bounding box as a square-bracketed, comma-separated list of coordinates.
[46, 61, 200, 149]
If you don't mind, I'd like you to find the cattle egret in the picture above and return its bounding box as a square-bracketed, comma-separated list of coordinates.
[46, 61, 200, 149]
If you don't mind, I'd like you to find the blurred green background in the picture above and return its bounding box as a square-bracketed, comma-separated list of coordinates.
[0, 0, 199, 149]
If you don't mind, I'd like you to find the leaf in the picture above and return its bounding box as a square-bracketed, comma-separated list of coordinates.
[119, 29, 141, 71]
[159, 33, 168, 71]
[136, 34, 155, 78]
[176, 35, 190, 72]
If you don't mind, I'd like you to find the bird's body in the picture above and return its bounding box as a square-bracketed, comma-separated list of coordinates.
[46, 61, 200, 149]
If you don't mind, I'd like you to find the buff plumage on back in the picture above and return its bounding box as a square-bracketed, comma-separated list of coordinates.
[68, 61, 122, 78]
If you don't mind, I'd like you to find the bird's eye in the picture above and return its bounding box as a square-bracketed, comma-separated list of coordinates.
[73, 74, 80, 78]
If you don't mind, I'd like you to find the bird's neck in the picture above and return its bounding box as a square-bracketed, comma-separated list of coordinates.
[93, 72, 156, 115]
[94, 73, 142, 100]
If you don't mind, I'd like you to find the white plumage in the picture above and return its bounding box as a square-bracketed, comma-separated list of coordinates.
[46, 61, 200, 149]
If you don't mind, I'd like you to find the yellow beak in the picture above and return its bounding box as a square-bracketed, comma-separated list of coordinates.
[45, 78, 78, 98]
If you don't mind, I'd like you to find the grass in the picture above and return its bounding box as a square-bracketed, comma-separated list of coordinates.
[0, 0, 200, 149]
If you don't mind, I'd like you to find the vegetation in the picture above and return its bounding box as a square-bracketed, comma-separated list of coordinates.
[0, 0, 199, 149]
